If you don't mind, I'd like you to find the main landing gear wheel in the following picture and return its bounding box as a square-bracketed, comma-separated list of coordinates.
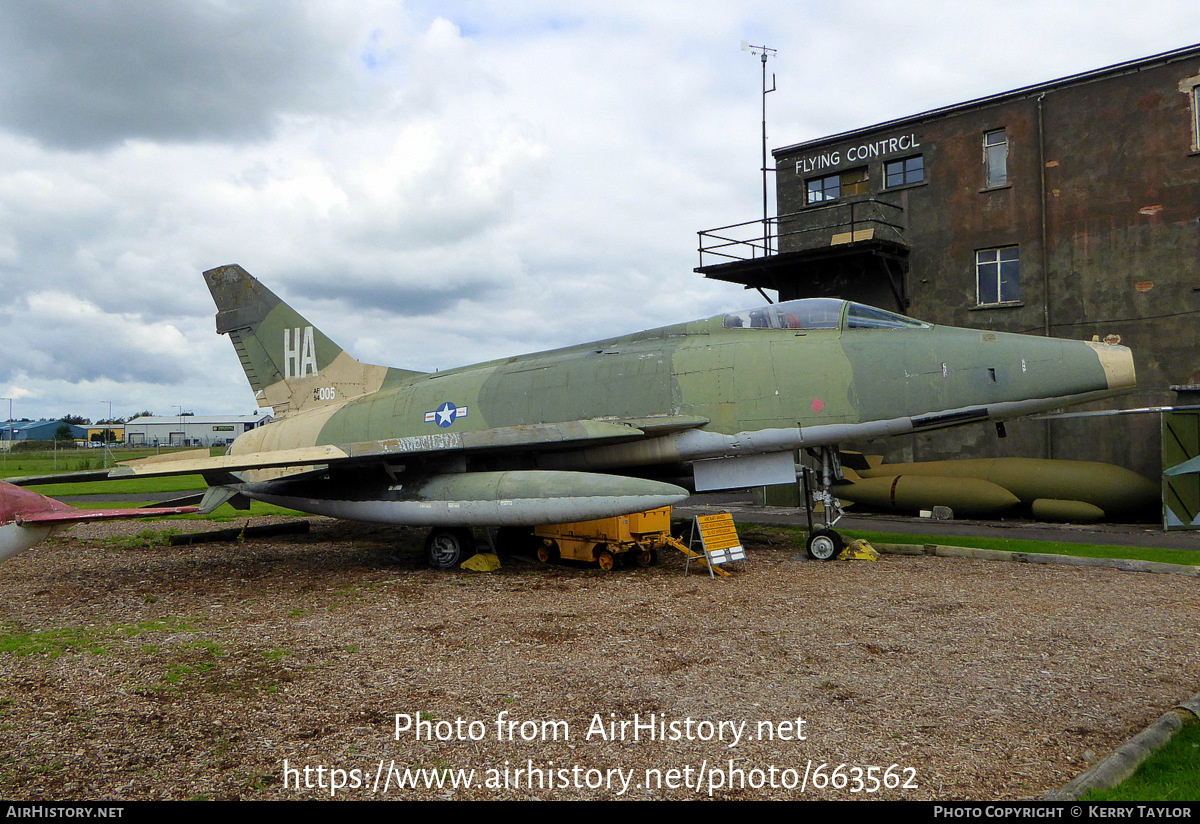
[425, 527, 475, 570]
[537, 540, 560, 564]
[806, 528, 844, 561]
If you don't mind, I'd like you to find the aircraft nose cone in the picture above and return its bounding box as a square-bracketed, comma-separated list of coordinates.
[1085, 341, 1136, 390]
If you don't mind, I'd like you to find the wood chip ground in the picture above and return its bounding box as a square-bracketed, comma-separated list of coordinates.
[0, 518, 1196, 800]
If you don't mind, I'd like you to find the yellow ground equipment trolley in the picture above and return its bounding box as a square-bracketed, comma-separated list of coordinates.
[533, 507, 682, 570]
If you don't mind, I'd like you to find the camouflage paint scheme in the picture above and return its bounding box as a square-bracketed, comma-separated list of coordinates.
[103, 265, 1133, 533]
[209, 265, 1130, 458]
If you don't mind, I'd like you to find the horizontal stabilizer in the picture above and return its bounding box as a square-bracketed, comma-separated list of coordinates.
[198, 486, 252, 513]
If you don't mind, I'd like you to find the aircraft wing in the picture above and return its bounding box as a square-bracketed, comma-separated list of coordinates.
[7, 416, 711, 485]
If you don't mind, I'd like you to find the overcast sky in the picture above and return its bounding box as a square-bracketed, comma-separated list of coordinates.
[1, 1, 1198, 422]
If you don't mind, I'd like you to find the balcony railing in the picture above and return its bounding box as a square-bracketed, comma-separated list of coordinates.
[697, 198, 906, 269]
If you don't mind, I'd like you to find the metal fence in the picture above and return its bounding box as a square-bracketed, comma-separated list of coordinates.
[697, 198, 906, 269]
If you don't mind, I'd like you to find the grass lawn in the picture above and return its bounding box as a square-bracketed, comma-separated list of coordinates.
[1081, 717, 1200, 802]
[842, 528, 1200, 569]
[735, 523, 1200, 569]
[1, 446, 213, 496]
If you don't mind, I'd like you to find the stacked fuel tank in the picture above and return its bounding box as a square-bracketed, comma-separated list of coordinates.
[835, 456, 1159, 522]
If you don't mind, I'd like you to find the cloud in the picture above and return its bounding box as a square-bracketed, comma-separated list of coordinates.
[0, 1, 1198, 420]
[0, 1, 362, 150]
[0, 292, 195, 384]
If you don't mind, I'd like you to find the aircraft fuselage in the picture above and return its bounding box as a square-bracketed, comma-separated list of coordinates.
[230, 299, 1131, 477]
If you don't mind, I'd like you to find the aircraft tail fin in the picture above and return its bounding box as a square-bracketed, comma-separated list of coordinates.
[204, 264, 422, 417]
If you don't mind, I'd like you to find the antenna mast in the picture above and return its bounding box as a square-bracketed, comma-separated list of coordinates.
[741, 42, 776, 256]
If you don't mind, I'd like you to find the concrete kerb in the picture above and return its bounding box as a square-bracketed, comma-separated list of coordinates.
[873, 542, 1200, 578]
[1043, 700, 1198, 801]
[874, 542, 1199, 800]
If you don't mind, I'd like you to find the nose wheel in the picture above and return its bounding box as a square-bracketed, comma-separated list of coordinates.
[805, 528, 844, 561]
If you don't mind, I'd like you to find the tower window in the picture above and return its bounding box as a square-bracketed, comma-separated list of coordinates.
[976, 247, 1020, 306]
[984, 129, 1008, 187]
[806, 167, 869, 204]
[1192, 85, 1200, 151]
[885, 155, 924, 188]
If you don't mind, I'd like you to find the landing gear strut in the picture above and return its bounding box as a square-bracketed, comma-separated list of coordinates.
[802, 446, 847, 561]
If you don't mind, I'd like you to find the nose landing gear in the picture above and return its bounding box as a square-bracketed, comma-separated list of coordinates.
[802, 446, 848, 561]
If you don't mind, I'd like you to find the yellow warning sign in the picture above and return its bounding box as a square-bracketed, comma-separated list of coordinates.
[696, 513, 741, 552]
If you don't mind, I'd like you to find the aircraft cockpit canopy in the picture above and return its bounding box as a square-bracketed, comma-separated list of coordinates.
[722, 299, 931, 331]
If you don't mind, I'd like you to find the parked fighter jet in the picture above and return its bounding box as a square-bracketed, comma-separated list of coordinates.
[7, 265, 1135, 566]
[0, 480, 197, 563]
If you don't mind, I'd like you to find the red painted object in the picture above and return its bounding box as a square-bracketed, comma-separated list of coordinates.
[0, 480, 197, 562]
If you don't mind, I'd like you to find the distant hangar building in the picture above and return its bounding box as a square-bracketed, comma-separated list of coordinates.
[0, 420, 87, 444]
[698, 44, 1200, 479]
[124, 414, 272, 448]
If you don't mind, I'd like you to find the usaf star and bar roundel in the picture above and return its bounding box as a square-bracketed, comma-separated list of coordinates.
[424, 401, 468, 428]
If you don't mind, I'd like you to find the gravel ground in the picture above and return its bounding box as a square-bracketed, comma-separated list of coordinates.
[0, 516, 1197, 801]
